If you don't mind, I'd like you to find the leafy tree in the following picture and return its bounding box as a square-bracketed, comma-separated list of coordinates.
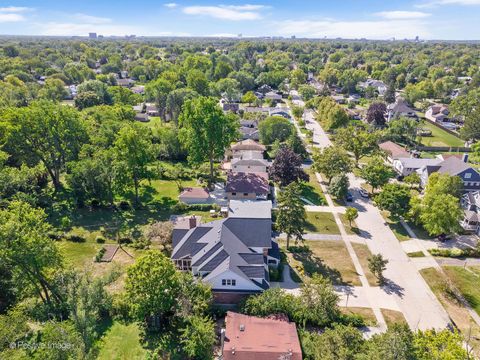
[34, 321, 86, 360]
[276, 182, 307, 248]
[113, 123, 155, 205]
[179, 97, 239, 183]
[291, 105, 304, 120]
[76, 79, 112, 106]
[335, 126, 379, 165]
[166, 88, 198, 125]
[366, 102, 387, 127]
[385, 117, 419, 146]
[375, 183, 411, 217]
[258, 116, 294, 145]
[109, 86, 142, 105]
[290, 68, 307, 89]
[180, 315, 216, 360]
[359, 324, 415, 360]
[298, 84, 316, 101]
[0, 201, 63, 307]
[414, 329, 468, 360]
[214, 78, 241, 103]
[38, 78, 68, 101]
[328, 174, 350, 199]
[1, 101, 87, 190]
[345, 207, 358, 227]
[287, 133, 308, 159]
[384, 85, 396, 104]
[269, 145, 308, 186]
[404, 172, 421, 188]
[360, 157, 394, 193]
[242, 288, 299, 320]
[313, 146, 352, 184]
[75, 91, 102, 110]
[186, 69, 210, 96]
[368, 254, 388, 284]
[241, 90, 257, 105]
[144, 221, 173, 250]
[459, 106, 480, 141]
[145, 77, 174, 120]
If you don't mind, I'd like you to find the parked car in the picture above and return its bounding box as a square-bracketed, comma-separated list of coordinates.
[437, 233, 451, 242]
[359, 189, 369, 198]
[345, 192, 353, 202]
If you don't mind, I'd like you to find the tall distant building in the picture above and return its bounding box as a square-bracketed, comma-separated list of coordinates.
[88, 33, 97, 39]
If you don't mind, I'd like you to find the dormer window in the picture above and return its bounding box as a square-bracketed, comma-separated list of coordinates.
[465, 173, 472, 179]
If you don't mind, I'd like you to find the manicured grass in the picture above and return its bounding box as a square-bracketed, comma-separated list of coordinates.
[421, 267, 480, 358]
[281, 240, 360, 286]
[443, 266, 480, 316]
[381, 309, 407, 328]
[381, 211, 410, 242]
[406, 221, 434, 241]
[58, 241, 100, 268]
[97, 322, 146, 360]
[301, 168, 327, 205]
[351, 243, 377, 286]
[339, 213, 360, 235]
[305, 212, 340, 235]
[407, 251, 425, 258]
[419, 121, 464, 147]
[141, 178, 198, 203]
[340, 307, 377, 326]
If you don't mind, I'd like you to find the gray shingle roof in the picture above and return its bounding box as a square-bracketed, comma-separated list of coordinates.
[199, 250, 229, 272]
[238, 266, 265, 278]
[224, 218, 272, 248]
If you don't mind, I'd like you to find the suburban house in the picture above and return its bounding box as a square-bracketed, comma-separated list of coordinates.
[426, 104, 450, 123]
[387, 98, 418, 121]
[219, 98, 240, 113]
[417, 155, 480, 191]
[116, 78, 135, 88]
[264, 91, 282, 101]
[269, 108, 291, 119]
[231, 157, 270, 174]
[379, 141, 410, 163]
[171, 200, 279, 304]
[239, 120, 259, 141]
[394, 157, 442, 177]
[460, 191, 480, 233]
[178, 187, 210, 204]
[225, 172, 270, 200]
[359, 79, 387, 96]
[230, 139, 266, 160]
[221, 311, 302, 360]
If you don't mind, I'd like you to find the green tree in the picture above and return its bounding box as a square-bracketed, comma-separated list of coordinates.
[276, 182, 307, 248]
[0, 201, 63, 307]
[375, 183, 411, 217]
[180, 315, 216, 360]
[298, 84, 316, 101]
[242, 90, 257, 105]
[360, 157, 394, 193]
[368, 254, 388, 284]
[34, 321, 85, 360]
[113, 123, 155, 205]
[414, 329, 468, 360]
[258, 116, 294, 145]
[145, 77, 174, 120]
[313, 146, 352, 185]
[186, 69, 210, 96]
[76, 79, 112, 106]
[179, 97, 239, 183]
[359, 324, 415, 360]
[38, 78, 68, 101]
[1, 101, 87, 190]
[335, 126, 379, 166]
[404, 172, 421, 188]
[328, 174, 350, 200]
[345, 207, 358, 227]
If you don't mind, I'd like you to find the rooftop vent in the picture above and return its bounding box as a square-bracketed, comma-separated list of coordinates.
[239, 324, 245, 331]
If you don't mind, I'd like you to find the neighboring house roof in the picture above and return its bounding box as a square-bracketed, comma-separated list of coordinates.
[179, 187, 209, 200]
[379, 141, 410, 159]
[228, 200, 272, 219]
[435, 156, 477, 176]
[264, 91, 282, 100]
[231, 158, 269, 168]
[222, 311, 302, 360]
[396, 157, 442, 169]
[225, 172, 270, 194]
[239, 126, 260, 140]
[388, 98, 417, 116]
[231, 139, 266, 152]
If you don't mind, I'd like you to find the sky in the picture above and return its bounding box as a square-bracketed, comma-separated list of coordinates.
[0, 0, 479, 40]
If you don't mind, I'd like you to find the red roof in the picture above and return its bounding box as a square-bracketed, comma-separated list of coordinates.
[222, 312, 302, 360]
[379, 141, 409, 159]
[179, 187, 209, 199]
[225, 172, 270, 194]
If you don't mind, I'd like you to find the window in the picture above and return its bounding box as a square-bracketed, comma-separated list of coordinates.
[232, 280, 236, 286]
[465, 173, 472, 179]
[226, 279, 231, 285]
[222, 279, 226, 285]
[231, 192, 237, 196]
[221, 279, 236, 286]
[243, 193, 249, 196]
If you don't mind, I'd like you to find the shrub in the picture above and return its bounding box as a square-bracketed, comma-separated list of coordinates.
[95, 236, 106, 244]
[95, 247, 106, 262]
[66, 234, 86, 243]
[118, 200, 130, 210]
[118, 237, 132, 244]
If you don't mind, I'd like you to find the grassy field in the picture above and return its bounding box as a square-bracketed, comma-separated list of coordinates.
[351, 243, 377, 286]
[443, 266, 480, 316]
[407, 251, 425, 258]
[381, 211, 410, 242]
[421, 267, 480, 357]
[301, 168, 327, 205]
[97, 322, 147, 360]
[305, 212, 340, 235]
[419, 121, 464, 147]
[381, 309, 407, 328]
[340, 307, 377, 326]
[282, 240, 360, 286]
[339, 213, 359, 235]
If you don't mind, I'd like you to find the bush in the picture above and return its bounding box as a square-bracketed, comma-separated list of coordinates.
[338, 313, 366, 327]
[118, 237, 132, 244]
[47, 231, 63, 241]
[429, 248, 480, 258]
[268, 263, 284, 282]
[171, 201, 188, 213]
[95, 236, 106, 244]
[66, 234, 86, 243]
[118, 200, 130, 210]
[95, 247, 106, 262]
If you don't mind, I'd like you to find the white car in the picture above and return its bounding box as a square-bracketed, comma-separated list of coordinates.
[359, 189, 370, 198]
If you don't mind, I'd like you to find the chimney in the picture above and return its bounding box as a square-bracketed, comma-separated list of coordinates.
[462, 153, 469, 163]
[189, 216, 197, 229]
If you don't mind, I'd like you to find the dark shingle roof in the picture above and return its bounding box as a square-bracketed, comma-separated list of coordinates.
[199, 250, 229, 272]
[239, 253, 265, 265]
[192, 242, 222, 266]
[224, 218, 272, 248]
[225, 172, 270, 194]
[172, 227, 211, 259]
[238, 266, 265, 278]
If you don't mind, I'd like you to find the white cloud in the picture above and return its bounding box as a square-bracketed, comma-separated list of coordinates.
[416, 0, 480, 7]
[0, 13, 25, 22]
[37, 22, 141, 36]
[375, 11, 431, 19]
[72, 13, 112, 24]
[182, 4, 265, 20]
[164, 3, 178, 8]
[0, 6, 32, 13]
[276, 19, 430, 39]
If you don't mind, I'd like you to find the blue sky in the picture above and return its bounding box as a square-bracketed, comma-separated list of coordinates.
[0, 0, 479, 39]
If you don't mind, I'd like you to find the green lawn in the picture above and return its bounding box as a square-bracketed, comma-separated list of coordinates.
[339, 213, 360, 235]
[281, 240, 360, 286]
[407, 251, 425, 258]
[380, 211, 410, 242]
[305, 212, 340, 235]
[419, 122, 464, 147]
[301, 168, 327, 205]
[97, 322, 147, 360]
[351, 243, 377, 286]
[443, 266, 480, 316]
[381, 309, 407, 328]
[58, 241, 101, 268]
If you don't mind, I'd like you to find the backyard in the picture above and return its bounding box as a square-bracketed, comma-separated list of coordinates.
[301, 167, 327, 205]
[419, 121, 464, 147]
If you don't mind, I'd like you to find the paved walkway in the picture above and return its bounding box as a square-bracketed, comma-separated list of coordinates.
[277, 233, 343, 241]
[305, 205, 346, 213]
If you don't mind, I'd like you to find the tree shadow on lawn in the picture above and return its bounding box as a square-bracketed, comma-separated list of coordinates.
[290, 246, 354, 286]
